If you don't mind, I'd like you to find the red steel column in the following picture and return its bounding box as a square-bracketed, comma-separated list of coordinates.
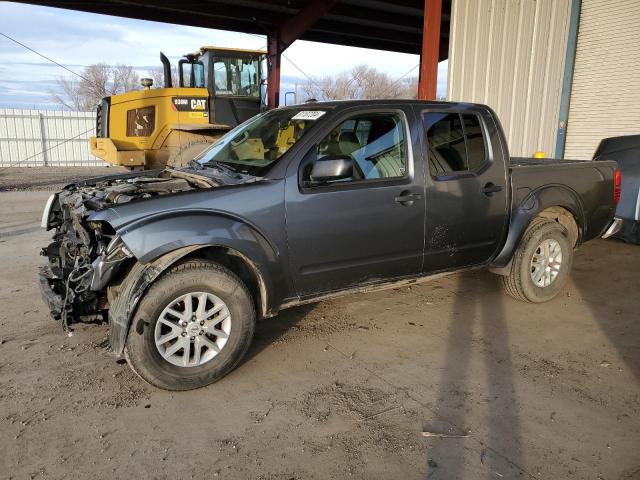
[266, 0, 340, 108]
[417, 0, 442, 100]
[267, 35, 281, 109]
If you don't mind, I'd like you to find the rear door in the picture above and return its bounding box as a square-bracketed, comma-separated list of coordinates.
[284, 106, 426, 296]
[420, 106, 509, 272]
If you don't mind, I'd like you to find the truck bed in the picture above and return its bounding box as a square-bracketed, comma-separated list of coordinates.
[509, 157, 618, 242]
[510, 157, 590, 167]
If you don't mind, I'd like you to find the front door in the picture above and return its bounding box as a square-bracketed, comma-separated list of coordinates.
[285, 108, 426, 296]
[420, 107, 509, 272]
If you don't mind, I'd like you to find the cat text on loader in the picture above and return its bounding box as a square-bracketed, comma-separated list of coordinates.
[89, 47, 267, 169]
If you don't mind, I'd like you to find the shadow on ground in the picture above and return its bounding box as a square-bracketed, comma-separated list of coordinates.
[425, 272, 527, 478]
[243, 303, 318, 362]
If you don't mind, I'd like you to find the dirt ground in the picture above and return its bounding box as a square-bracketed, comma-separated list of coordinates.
[0, 167, 126, 192]
[0, 172, 639, 479]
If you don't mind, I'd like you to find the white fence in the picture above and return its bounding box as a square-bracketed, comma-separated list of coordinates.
[0, 109, 101, 167]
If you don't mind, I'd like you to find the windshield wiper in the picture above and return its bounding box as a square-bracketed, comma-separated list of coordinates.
[187, 159, 204, 170]
[204, 161, 239, 173]
[202, 160, 249, 179]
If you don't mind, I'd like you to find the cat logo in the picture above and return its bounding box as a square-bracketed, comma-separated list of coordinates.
[191, 99, 206, 110]
[171, 97, 208, 112]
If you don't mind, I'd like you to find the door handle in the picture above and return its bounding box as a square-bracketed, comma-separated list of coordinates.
[481, 183, 502, 196]
[394, 191, 422, 206]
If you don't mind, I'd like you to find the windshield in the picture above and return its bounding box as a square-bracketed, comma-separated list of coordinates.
[213, 56, 261, 97]
[198, 108, 328, 175]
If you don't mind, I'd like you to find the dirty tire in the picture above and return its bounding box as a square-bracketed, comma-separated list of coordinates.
[167, 140, 213, 168]
[501, 218, 573, 303]
[124, 259, 255, 391]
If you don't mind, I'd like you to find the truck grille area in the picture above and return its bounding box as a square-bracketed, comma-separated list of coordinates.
[40, 192, 108, 326]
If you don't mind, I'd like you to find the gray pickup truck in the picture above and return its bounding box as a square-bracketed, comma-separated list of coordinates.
[39, 100, 622, 390]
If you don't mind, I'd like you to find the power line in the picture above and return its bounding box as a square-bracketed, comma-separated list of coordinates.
[236, 30, 328, 100]
[0, 33, 103, 173]
[281, 53, 332, 100]
[0, 31, 92, 84]
[378, 64, 420, 98]
[237, 31, 419, 101]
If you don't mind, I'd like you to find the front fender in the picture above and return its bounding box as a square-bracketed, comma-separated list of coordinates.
[491, 185, 585, 268]
[99, 211, 284, 354]
[108, 246, 201, 354]
[122, 210, 282, 305]
[113, 209, 279, 265]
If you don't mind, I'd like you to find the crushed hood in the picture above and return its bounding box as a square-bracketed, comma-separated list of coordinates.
[56, 166, 255, 218]
[62, 168, 214, 211]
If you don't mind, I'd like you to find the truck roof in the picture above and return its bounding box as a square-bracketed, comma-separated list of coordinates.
[278, 99, 484, 110]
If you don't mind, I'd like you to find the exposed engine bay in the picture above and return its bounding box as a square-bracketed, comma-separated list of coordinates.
[38, 167, 237, 329]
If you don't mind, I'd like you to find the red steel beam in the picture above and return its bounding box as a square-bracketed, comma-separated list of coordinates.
[417, 0, 442, 100]
[267, 0, 341, 108]
[267, 35, 282, 110]
[279, 0, 341, 49]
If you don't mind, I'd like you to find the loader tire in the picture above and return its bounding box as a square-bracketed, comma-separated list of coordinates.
[167, 140, 214, 168]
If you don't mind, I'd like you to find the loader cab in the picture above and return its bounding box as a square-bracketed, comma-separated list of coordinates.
[178, 47, 267, 127]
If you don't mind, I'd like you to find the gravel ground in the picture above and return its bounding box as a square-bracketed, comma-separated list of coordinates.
[0, 167, 127, 192]
[0, 190, 639, 480]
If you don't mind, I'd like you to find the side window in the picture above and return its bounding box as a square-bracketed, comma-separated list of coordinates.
[239, 60, 258, 96]
[462, 114, 487, 171]
[214, 60, 229, 93]
[425, 113, 467, 174]
[180, 62, 192, 88]
[193, 63, 206, 88]
[424, 112, 487, 176]
[310, 112, 407, 183]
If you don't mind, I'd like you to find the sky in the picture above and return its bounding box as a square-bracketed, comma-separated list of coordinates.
[0, 2, 447, 110]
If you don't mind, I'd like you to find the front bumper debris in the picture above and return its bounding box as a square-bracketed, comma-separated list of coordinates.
[601, 217, 623, 239]
[38, 267, 65, 319]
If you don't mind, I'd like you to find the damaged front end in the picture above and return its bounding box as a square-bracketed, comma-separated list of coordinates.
[38, 169, 214, 329]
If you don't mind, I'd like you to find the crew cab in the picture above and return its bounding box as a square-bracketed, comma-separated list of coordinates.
[39, 100, 622, 390]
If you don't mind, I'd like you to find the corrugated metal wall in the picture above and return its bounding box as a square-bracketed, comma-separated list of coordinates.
[0, 109, 100, 167]
[447, 0, 572, 158]
[564, 0, 640, 160]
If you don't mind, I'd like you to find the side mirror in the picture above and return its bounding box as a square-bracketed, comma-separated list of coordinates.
[309, 155, 353, 184]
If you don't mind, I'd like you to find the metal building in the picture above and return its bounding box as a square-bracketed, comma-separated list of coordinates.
[447, 0, 640, 160]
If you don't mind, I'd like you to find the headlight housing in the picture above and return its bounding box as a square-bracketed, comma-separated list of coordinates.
[41, 194, 57, 229]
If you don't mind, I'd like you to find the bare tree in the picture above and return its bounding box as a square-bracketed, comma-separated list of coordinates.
[300, 64, 418, 102]
[51, 63, 140, 111]
[147, 66, 179, 89]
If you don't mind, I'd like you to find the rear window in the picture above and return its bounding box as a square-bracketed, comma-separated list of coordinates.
[424, 112, 487, 175]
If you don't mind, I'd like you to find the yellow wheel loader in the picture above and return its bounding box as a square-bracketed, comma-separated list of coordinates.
[89, 47, 267, 169]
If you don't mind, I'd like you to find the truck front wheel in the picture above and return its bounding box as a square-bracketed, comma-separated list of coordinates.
[124, 259, 255, 390]
[501, 218, 573, 303]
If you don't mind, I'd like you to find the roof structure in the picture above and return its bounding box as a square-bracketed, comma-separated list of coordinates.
[15, 0, 451, 59]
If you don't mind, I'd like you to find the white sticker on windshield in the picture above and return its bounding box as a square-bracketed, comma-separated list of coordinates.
[291, 110, 326, 121]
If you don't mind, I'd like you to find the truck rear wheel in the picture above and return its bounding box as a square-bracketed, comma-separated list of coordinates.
[124, 259, 255, 390]
[501, 218, 573, 303]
